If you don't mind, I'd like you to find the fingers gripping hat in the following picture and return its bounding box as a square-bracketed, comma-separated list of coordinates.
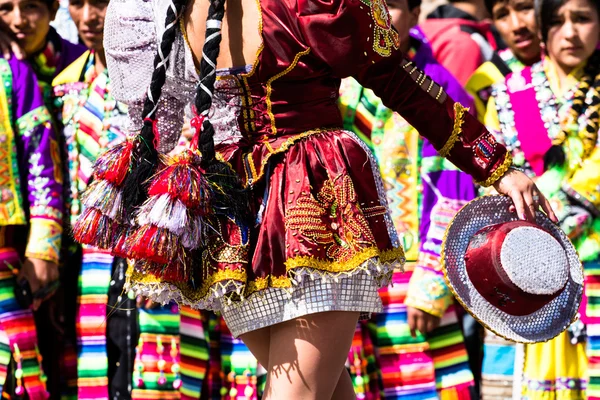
[442, 195, 583, 343]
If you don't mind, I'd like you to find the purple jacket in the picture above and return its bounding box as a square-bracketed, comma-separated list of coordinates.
[0, 56, 64, 263]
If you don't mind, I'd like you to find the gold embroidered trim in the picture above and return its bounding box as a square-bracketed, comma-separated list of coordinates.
[439, 103, 467, 158]
[265, 47, 312, 135]
[127, 246, 405, 306]
[284, 246, 405, 273]
[246, 152, 258, 182]
[476, 152, 513, 187]
[128, 263, 248, 304]
[246, 128, 333, 187]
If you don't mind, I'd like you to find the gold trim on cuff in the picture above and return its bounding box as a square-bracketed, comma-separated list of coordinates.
[439, 103, 468, 158]
[476, 152, 513, 188]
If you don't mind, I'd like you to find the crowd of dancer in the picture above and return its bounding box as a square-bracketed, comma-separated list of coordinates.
[0, 0, 596, 398]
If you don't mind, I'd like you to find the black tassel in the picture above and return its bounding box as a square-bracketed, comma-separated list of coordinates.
[206, 161, 252, 226]
[121, 120, 159, 218]
[544, 144, 566, 171]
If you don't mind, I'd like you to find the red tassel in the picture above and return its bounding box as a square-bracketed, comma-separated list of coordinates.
[136, 259, 190, 282]
[94, 140, 133, 186]
[111, 225, 131, 259]
[72, 207, 115, 248]
[126, 225, 182, 265]
[147, 150, 212, 213]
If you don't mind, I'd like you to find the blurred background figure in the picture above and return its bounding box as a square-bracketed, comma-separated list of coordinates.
[481, 0, 600, 398]
[340, 0, 479, 399]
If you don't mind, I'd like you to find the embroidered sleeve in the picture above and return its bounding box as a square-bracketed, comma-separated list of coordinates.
[297, 0, 510, 187]
[404, 254, 453, 317]
[17, 108, 63, 263]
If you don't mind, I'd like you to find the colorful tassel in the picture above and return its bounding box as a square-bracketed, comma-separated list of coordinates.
[72, 208, 115, 248]
[73, 139, 134, 249]
[124, 149, 211, 283]
[81, 180, 123, 219]
[93, 139, 133, 185]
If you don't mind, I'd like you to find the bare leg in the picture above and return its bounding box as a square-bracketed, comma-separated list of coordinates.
[240, 325, 271, 367]
[331, 368, 356, 400]
[262, 311, 359, 400]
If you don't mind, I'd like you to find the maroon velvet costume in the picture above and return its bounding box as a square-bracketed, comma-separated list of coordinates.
[103, 0, 511, 336]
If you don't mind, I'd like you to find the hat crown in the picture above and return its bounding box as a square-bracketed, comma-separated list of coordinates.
[500, 226, 569, 296]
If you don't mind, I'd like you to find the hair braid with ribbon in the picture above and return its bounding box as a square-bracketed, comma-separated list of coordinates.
[111, 0, 249, 288]
[191, 0, 250, 224]
[120, 0, 188, 216]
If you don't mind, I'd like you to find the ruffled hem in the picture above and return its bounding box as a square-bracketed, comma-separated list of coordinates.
[125, 246, 405, 312]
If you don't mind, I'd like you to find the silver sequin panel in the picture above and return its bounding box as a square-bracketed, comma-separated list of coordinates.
[220, 270, 383, 338]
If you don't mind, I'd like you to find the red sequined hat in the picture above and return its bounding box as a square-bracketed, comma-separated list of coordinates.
[442, 196, 583, 343]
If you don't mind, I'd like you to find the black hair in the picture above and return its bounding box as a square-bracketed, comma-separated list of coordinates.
[120, 0, 186, 217]
[408, 0, 422, 10]
[536, 0, 600, 42]
[121, 0, 249, 224]
[531, 0, 600, 170]
[485, 0, 499, 15]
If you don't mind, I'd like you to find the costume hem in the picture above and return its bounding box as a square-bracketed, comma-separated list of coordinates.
[125, 246, 405, 312]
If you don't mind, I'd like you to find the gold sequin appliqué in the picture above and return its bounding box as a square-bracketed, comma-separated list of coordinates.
[285, 174, 378, 262]
[359, 0, 400, 57]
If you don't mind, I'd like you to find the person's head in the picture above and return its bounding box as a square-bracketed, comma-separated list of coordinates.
[537, 0, 599, 73]
[0, 0, 58, 56]
[486, 0, 541, 64]
[387, 0, 421, 51]
[68, 0, 108, 51]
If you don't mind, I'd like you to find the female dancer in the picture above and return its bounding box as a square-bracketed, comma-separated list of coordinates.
[81, 0, 553, 398]
[483, 0, 600, 397]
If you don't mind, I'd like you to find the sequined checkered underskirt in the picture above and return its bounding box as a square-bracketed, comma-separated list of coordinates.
[220, 270, 382, 337]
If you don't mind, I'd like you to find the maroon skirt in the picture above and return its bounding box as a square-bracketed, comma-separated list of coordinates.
[128, 129, 405, 335]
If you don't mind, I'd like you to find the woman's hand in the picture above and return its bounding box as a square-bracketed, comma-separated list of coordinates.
[0, 20, 24, 60]
[493, 168, 558, 223]
[18, 258, 59, 310]
[407, 307, 441, 338]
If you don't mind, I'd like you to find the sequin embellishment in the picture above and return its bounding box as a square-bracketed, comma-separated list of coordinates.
[359, 0, 400, 57]
[285, 174, 378, 262]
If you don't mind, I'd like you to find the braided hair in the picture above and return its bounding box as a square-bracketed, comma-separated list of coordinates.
[194, 0, 250, 222]
[122, 0, 249, 223]
[120, 0, 187, 216]
[544, 54, 600, 169]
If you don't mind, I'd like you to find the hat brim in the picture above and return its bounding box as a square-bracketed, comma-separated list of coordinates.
[442, 195, 583, 343]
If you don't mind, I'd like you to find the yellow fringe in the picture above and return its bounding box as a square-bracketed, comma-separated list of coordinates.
[439, 103, 468, 158]
[126, 246, 406, 305]
[476, 152, 513, 187]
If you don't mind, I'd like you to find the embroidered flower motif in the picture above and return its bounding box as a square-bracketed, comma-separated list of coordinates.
[285, 174, 378, 262]
[28, 153, 52, 207]
[359, 0, 400, 57]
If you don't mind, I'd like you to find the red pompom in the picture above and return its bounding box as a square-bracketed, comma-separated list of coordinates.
[126, 225, 182, 265]
[94, 140, 133, 186]
[72, 207, 115, 248]
[147, 150, 212, 213]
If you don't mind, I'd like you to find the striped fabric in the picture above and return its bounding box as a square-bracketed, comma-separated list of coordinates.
[179, 306, 208, 400]
[339, 54, 475, 398]
[132, 307, 181, 400]
[202, 314, 264, 399]
[0, 248, 47, 399]
[218, 318, 260, 400]
[76, 248, 113, 399]
[374, 265, 473, 400]
[586, 262, 600, 400]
